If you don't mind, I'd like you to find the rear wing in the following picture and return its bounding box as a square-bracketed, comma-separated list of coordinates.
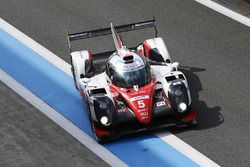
[66, 18, 157, 52]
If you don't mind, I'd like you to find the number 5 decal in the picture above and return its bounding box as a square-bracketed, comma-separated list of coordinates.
[138, 100, 145, 108]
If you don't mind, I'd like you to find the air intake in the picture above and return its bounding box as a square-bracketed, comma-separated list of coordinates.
[123, 54, 134, 63]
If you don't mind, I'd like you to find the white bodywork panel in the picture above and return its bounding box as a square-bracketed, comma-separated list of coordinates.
[80, 73, 109, 94]
[151, 65, 191, 105]
[151, 65, 173, 83]
[79, 72, 114, 121]
[71, 50, 91, 90]
[144, 37, 172, 63]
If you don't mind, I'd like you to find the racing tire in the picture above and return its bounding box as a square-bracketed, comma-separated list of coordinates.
[90, 119, 117, 143]
[71, 67, 78, 90]
[88, 110, 108, 143]
[91, 121, 108, 143]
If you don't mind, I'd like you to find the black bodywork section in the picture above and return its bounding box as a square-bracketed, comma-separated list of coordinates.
[168, 81, 190, 115]
[89, 86, 193, 142]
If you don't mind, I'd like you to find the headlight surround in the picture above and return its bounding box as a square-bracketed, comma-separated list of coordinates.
[93, 96, 114, 127]
[168, 81, 190, 115]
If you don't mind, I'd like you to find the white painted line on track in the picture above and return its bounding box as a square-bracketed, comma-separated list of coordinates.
[195, 0, 250, 27]
[0, 18, 71, 75]
[157, 132, 220, 167]
[0, 69, 128, 167]
[0, 18, 220, 167]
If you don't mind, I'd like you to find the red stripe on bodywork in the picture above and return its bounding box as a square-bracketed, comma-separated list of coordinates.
[88, 50, 92, 60]
[109, 79, 156, 124]
[93, 124, 109, 136]
[143, 40, 152, 58]
[183, 108, 196, 121]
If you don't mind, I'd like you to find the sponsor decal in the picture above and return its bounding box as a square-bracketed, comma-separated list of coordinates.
[156, 101, 166, 107]
[141, 116, 149, 120]
[117, 108, 127, 113]
[140, 112, 148, 116]
[138, 108, 147, 113]
[130, 95, 149, 102]
[130, 90, 146, 95]
[120, 63, 144, 72]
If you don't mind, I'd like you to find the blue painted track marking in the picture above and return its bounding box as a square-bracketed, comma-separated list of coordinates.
[0, 28, 198, 167]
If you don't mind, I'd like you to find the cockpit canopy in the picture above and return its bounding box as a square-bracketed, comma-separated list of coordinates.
[106, 51, 151, 88]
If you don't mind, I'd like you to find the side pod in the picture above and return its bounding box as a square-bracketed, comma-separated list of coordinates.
[71, 50, 92, 90]
[139, 37, 172, 63]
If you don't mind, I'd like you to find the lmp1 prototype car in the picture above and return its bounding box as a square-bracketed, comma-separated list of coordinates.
[67, 19, 197, 142]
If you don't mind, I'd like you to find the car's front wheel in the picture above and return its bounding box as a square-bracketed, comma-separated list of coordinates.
[91, 121, 111, 143]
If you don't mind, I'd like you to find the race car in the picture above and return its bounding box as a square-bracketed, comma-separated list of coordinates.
[67, 19, 197, 142]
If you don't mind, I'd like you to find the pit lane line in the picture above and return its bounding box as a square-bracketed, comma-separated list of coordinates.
[0, 70, 127, 167]
[0, 18, 219, 167]
[195, 0, 250, 27]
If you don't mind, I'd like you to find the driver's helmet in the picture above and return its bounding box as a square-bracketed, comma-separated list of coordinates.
[106, 50, 151, 88]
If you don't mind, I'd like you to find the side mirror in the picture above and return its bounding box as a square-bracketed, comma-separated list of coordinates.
[172, 62, 179, 71]
[82, 78, 90, 83]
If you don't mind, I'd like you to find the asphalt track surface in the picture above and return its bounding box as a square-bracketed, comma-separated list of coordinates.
[0, 0, 249, 166]
[0, 82, 109, 167]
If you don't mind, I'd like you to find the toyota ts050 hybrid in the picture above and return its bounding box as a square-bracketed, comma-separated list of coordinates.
[67, 19, 197, 142]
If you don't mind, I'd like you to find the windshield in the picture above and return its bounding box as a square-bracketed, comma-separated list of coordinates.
[112, 63, 151, 88]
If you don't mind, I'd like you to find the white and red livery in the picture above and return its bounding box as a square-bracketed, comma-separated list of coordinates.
[68, 19, 197, 142]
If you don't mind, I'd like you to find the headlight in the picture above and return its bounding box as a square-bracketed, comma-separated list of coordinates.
[178, 102, 187, 112]
[100, 116, 109, 126]
[99, 103, 107, 110]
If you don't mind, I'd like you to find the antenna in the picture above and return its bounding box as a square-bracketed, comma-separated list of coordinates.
[66, 28, 72, 53]
[110, 23, 123, 51]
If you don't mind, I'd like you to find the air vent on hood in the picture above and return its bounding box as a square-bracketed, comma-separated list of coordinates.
[165, 74, 185, 82]
[90, 88, 106, 95]
[123, 54, 134, 63]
